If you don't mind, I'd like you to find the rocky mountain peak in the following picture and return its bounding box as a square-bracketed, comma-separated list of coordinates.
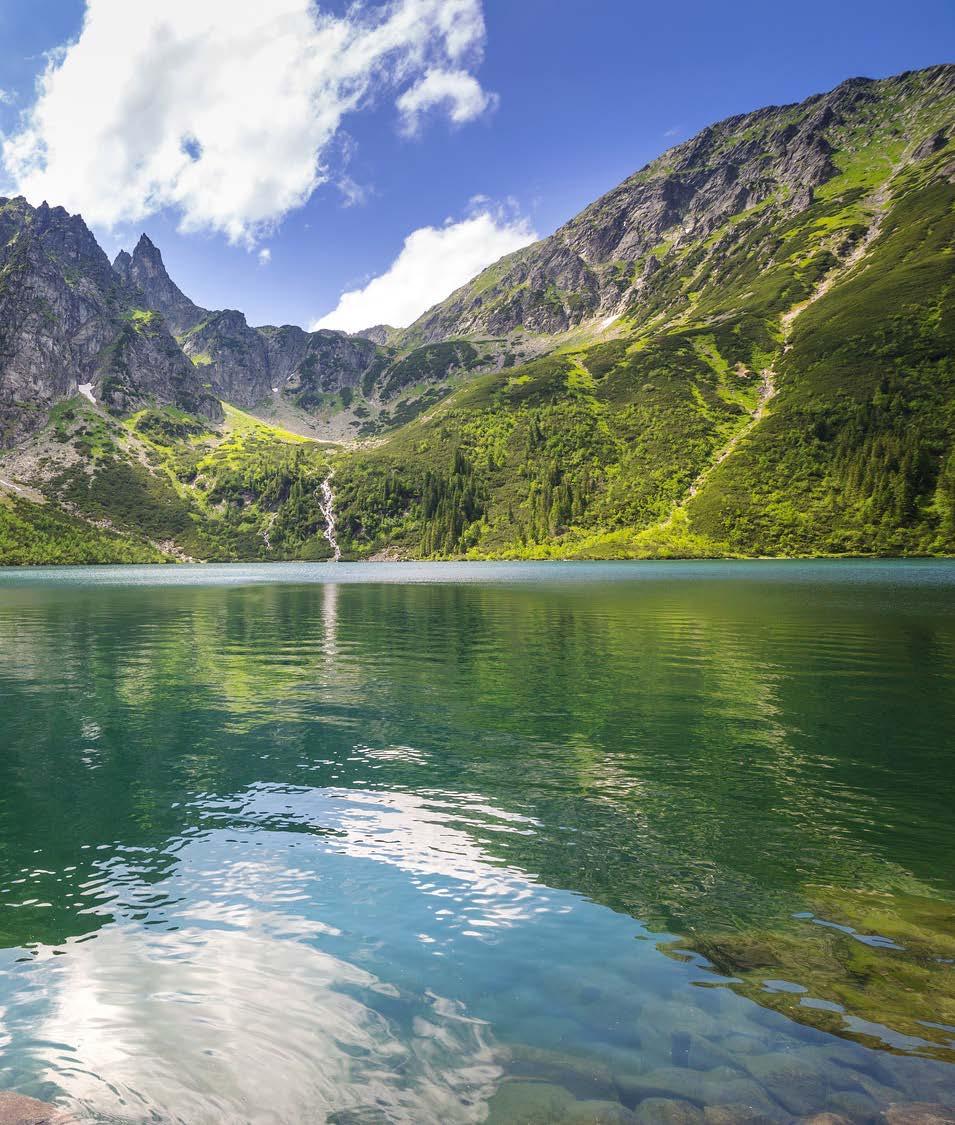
[353, 325, 398, 346]
[113, 233, 204, 336]
[0, 197, 219, 445]
[402, 64, 954, 345]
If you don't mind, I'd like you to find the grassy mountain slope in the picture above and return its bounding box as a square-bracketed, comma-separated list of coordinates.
[0, 65, 952, 562]
[327, 69, 955, 559]
[0, 398, 337, 564]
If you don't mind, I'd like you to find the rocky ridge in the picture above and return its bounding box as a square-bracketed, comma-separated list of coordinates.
[402, 65, 954, 344]
[113, 235, 384, 411]
[0, 198, 219, 446]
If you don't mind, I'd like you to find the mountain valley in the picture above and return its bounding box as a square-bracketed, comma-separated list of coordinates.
[1, 64, 952, 563]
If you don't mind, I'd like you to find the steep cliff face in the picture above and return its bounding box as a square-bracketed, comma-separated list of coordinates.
[258, 325, 382, 406]
[0, 198, 217, 446]
[113, 235, 204, 337]
[404, 65, 954, 344]
[113, 234, 384, 410]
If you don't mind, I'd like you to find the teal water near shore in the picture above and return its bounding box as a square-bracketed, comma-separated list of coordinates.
[0, 561, 953, 1122]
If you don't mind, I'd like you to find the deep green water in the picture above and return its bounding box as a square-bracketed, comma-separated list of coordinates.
[0, 561, 954, 1123]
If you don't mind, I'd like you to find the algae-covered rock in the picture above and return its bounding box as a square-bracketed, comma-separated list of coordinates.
[618, 1064, 777, 1115]
[701, 1107, 778, 1124]
[825, 1088, 882, 1121]
[700, 1073, 779, 1116]
[508, 1043, 619, 1102]
[485, 1079, 577, 1124]
[742, 1052, 830, 1115]
[564, 1099, 637, 1123]
[672, 886, 955, 1062]
[639, 1001, 720, 1041]
[486, 1081, 636, 1124]
[632, 1096, 704, 1123]
[673, 1033, 744, 1073]
[615, 1066, 705, 1107]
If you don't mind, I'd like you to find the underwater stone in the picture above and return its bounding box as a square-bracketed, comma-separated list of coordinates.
[699, 1073, 779, 1116]
[640, 1001, 720, 1040]
[884, 1105, 955, 1124]
[718, 1034, 768, 1057]
[701, 1107, 778, 1124]
[508, 1044, 618, 1102]
[564, 1099, 637, 1123]
[615, 1065, 706, 1106]
[632, 1096, 704, 1123]
[485, 1079, 577, 1124]
[677, 1033, 745, 1073]
[672, 1033, 692, 1067]
[742, 1052, 830, 1115]
[825, 1089, 882, 1121]
[0, 1093, 66, 1125]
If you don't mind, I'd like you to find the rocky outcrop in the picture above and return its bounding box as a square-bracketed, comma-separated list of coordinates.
[353, 324, 399, 346]
[404, 64, 955, 343]
[112, 237, 385, 409]
[112, 235, 204, 336]
[0, 1090, 69, 1123]
[259, 325, 382, 402]
[0, 197, 218, 446]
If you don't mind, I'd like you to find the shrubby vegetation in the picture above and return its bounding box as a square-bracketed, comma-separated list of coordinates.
[330, 137, 955, 560]
[2, 82, 952, 563]
[0, 495, 161, 565]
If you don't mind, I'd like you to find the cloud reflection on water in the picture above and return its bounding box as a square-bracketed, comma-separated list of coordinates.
[9, 782, 552, 1122]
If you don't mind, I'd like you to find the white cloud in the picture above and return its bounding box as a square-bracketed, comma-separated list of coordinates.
[312, 207, 536, 333]
[0, 89, 15, 106]
[663, 126, 681, 138]
[2, 0, 494, 245]
[258, 247, 272, 266]
[397, 68, 495, 135]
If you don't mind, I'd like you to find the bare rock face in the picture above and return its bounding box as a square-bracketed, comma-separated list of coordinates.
[0, 197, 219, 446]
[111, 237, 384, 410]
[112, 234, 204, 337]
[259, 325, 382, 403]
[404, 64, 954, 344]
[181, 308, 272, 405]
[353, 324, 398, 346]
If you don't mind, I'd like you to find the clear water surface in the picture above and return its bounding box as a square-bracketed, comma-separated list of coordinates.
[0, 561, 953, 1122]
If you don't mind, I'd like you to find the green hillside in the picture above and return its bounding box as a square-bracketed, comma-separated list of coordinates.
[0, 65, 952, 562]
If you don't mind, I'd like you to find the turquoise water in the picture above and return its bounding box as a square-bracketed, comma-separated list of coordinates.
[0, 561, 953, 1122]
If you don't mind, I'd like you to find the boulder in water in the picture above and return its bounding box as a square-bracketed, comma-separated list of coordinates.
[0, 1093, 66, 1125]
[884, 1105, 955, 1124]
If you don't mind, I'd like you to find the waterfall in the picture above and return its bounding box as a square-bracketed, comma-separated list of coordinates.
[319, 472, 341, 562]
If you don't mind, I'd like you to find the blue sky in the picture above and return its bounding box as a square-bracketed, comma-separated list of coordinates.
[0, 0, 951, 332]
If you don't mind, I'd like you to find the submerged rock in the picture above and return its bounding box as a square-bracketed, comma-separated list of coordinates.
[485, 1079, 576, 1123]
[485, 1073, 636, 1122]
[671, 1032, 692, 1067]
[632, 1096, 704, 1123]
[701, 1107, 777, 1124]
[565, 1099, 636, 1123]
[508, 1043, 618, 1101]
[617, 1064, 778, 1116]
[884, 1105, 955, 1124]
[742, 1052, 830, 1115]
[0, 1093, 65, 1125]
[825, 1089, 882, 1120]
